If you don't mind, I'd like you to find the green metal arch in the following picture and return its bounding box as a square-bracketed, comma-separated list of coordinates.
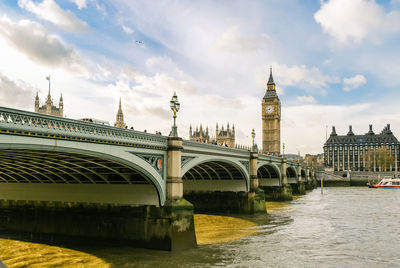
[0, 143, 165, 205]
[181, 157, 249, 191]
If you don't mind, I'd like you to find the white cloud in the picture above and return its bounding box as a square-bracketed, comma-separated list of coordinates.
[0, 73, 36, 110]
[70, 0, 87, 9]
[0, 15, 86, 73]
[122, 24, 134, 34]
[213, 26, 273, 54]
[18, 0, 88, 32]
[272, 63, 339, 93]
[343, 74, 367, 91]
[296, 96, 316, 104]
[314, 0, 400, 45]
[145, 56, 185, 78]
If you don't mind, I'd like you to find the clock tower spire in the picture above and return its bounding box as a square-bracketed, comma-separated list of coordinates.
[262, 67, 281, 156]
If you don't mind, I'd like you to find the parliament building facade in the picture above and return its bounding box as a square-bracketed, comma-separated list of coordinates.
[323, 124, 400, 172]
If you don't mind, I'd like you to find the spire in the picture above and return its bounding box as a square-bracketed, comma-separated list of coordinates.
[267, 66, 274, 85]
[60, 93, 63, 101]
[46, 75, 51, 98]
[114, 97, 126, 128]
[265, 66, 277, 96]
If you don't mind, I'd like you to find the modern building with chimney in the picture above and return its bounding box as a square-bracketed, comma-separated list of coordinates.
[323, 124, 400, 172]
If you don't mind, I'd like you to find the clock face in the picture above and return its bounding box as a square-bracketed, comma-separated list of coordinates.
[266, 105, 274, 114]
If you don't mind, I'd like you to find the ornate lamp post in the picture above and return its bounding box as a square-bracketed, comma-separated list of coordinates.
[169, 92, 180, 137]
[282, 143, 285, 156]
[251, 129, 255, 147]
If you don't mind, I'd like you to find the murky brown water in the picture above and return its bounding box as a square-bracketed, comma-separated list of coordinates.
[2, 187, 400, 267]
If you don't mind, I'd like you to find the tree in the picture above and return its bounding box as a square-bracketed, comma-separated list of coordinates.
[376, 146, 394, 172]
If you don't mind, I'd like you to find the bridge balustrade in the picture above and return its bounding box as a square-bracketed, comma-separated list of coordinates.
[0, 106, 168, 149]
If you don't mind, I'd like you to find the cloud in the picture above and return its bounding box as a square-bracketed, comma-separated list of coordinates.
[122, 24, 134, 34]
[0, 73, 36, 110]
[343, 74, 367, 91]
[146, 56, 185, 78]
[296, 96, 316, 104]
[272, 63, 339, 93]
[70, 0, 87, 9]
[314, 0, 400, 45]
[18, 0, 88, 32]
[213, 26, 273, 54]
[0, 15, 86, 73]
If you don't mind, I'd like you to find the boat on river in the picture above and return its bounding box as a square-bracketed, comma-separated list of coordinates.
[368, 178, 400, 188]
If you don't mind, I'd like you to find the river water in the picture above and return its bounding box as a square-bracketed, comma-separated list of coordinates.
[92, 187, 400, 268]
[2, 187, 400, 267]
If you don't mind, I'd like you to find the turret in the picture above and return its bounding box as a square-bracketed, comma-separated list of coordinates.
[189, 124, 192, 138]
[330, 126, 337, 136]
[59, 94, 64, 117]
[367, 124, 374, 135]
[347, 125, 354, 136]
[34, 92, 39, 112]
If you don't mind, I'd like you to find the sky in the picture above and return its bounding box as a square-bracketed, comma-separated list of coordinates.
[0, 0, 400, 155]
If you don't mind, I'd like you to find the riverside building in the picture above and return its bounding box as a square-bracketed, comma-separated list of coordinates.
[323, 124, 400, 172]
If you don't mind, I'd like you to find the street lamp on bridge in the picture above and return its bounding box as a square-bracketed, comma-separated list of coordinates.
[169, 92, 180, 137]
[251, 129, 255, 146]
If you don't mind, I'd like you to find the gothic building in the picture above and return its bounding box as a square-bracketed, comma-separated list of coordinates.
[114, 98, 127, 128]
[34, 88, 63, 117]
[189, 124, 210, 143]
[216, 123, 235, 148]
[189, 123, 235, 148]
[323, 124, 400, 172]
[262, 67, 281, 155]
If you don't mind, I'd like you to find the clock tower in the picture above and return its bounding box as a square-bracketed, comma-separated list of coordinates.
[262, 67, 281, 155]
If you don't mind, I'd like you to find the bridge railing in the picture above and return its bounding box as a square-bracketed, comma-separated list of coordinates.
[182, 140, 251, 156]
[0, 107, 168, 148]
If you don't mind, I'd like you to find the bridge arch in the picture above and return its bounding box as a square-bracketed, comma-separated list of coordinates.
[0, 142, 165, 206]
[286, 165, 298, 184]
[181, 156, 249, 192]
[257, 162, 282, 187]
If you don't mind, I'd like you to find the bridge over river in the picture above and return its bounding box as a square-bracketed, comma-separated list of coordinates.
[0, 106, 316, 250]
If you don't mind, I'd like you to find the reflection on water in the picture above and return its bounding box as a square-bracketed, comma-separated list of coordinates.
[1, 187, 400, 267]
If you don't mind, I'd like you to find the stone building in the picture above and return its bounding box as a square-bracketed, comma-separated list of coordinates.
[189, 125, 210, 143]
[189, 123, 235, 148]
[34, 87, 63, 117]
[114, 98, 127, 128]
[323, 124, 400, 172]
[216, 123, 235, 148]
[262, 68, 281, 156]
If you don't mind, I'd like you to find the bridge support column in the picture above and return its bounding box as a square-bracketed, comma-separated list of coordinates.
[249, 151, 266, 213]
[292, 181, 306, 195]
[291, 165, 305, 195]
[163, 136, 197, 250]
